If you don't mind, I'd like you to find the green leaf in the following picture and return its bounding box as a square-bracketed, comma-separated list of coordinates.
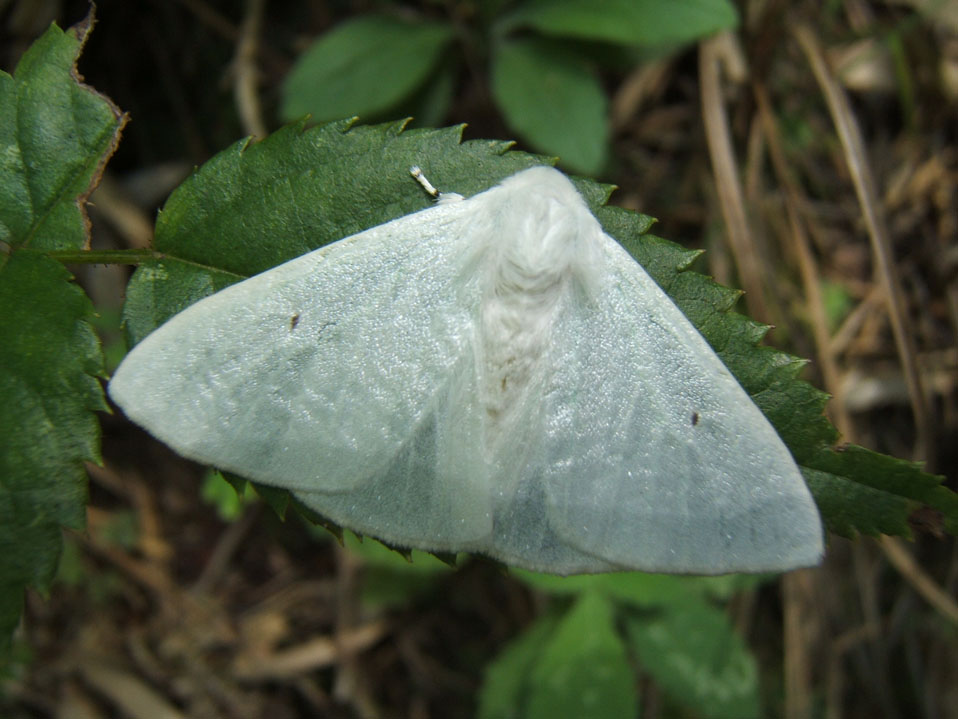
[116, 118, 956, 557]
[401, 57, 458, 127]
[281, 15, 454, 124]
[219, 471, 291, 518]
[626, 599, 760, 719]
[479, 613, 560, 719]
[504, 0, 739, 47]
[491, 38, 608, 175]
[480, 595, 638, 719]
[516, 570, 771, 608]
[804, 445, 956, 537]
[202, 471, 256, 521]
[0, 17, 125, 252]
[526, 592, 638, 719]
[0, 17, 124, 652]
[342, 531, 450, 574]
[341, 533, 449, 609]
[0, 251, 102, 648]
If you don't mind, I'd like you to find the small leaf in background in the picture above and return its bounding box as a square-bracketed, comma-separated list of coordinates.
[341, 532, 450, 609]
[526, 592, 638, 719]
[89, 305, 125, 373]
[505, 0, 738, 47]
[821, 279, 854, 331]
[54, 537, 86, 588]
[202, 471, 257, 521]
[491, 37, 608, 175]
[478, 613, 560, 719]
[219, 472, 291, 518]
[342, 532, 451, 574]
[626, 599, 760, 719]
[94, 510, 140, 550]
[517, 570, 770, 608]
[281, 15, 454, 124]
[0, 14, 125, 651]
[399, 58, 458, 128]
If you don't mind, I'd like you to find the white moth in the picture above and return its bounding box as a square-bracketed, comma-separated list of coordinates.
[109, 165, 824, 575]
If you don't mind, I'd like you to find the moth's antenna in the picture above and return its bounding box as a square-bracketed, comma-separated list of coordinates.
[410, 166, 439, 199]
[410, 166, 464, 205]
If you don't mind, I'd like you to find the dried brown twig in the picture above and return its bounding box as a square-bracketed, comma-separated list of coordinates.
[234, 0, 268, 139]
[794, 24, 933, 463]
[699, 33, 771, 323]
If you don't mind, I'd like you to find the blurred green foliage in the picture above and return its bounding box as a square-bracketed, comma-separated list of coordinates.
[280, 0, 739, 174]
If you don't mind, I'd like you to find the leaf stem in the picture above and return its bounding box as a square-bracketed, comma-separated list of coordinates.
[47, 249, 158, 265]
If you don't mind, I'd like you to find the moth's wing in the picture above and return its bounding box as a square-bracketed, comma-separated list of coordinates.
[539, 234, 824, 575]
[292, 336, 496, 552]
[109, 201, 494, 545]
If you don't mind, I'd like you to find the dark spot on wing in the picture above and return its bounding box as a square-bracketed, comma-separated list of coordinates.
[691, 411, 700, 426]
[290, 313, 300, 330]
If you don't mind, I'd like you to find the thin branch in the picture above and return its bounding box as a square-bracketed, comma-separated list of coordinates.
[232, 620, 389, 680]
[699, 34, 770, 323]
[48, 249, 158, 265]
[234, 0, 268, 139]
[880, 536, 958, 624]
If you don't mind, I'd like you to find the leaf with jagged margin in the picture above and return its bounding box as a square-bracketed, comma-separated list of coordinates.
[0, 14, 126, 651]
